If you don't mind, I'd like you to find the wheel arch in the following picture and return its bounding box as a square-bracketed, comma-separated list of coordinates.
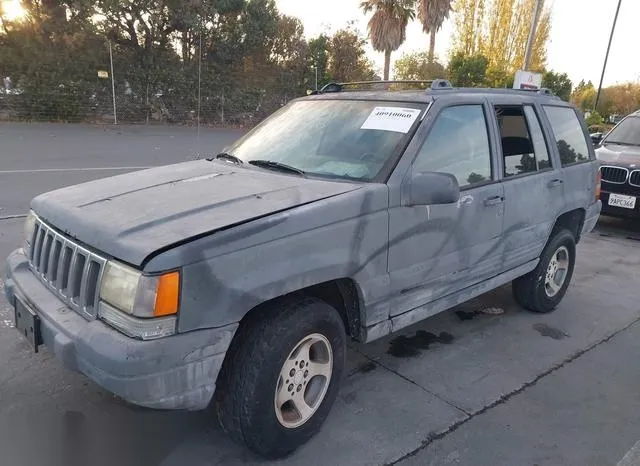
[550, 208, 586, 244]
[233, 278, 365, 344]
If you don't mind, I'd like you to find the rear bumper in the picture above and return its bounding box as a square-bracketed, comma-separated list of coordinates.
[4, 249, 238, 410]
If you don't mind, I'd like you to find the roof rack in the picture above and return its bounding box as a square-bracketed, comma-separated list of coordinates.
[516, 87, 555, 96]
[314, 79, 454, 94]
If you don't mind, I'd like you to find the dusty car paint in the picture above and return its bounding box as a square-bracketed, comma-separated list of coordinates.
[4, 88, 601, 411]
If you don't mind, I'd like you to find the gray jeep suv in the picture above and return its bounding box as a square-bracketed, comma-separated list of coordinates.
[4, 81, 601, 458]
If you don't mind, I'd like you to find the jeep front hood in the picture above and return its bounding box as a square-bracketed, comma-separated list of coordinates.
[31, 160, 360, 266]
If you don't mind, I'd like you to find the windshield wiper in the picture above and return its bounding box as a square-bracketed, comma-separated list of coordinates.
[248, 160, 305, 176]
[208, 152, 243, 164]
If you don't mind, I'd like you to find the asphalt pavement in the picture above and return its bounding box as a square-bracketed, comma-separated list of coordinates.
[2, 122, 640, 466]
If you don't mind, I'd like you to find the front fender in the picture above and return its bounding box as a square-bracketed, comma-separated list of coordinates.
[150, 186, 391, 332]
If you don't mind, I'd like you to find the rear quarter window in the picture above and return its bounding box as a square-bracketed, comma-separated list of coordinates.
[543, 106, 592, 166]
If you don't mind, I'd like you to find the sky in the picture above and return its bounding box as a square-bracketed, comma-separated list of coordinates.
[277, 0, 639, 87]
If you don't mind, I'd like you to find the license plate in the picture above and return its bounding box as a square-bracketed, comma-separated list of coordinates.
[14, 297, 42, 353]
[608, 193, 636, 209]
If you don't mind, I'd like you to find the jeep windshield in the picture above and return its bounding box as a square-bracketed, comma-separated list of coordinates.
[603, 116, 640, 146]
[222, 99, 427, 182]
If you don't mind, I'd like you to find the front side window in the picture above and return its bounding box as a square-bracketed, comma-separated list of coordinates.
[413, 105, 492, 187]
[226, 100, 425, 181]
[603, 116, 640, 146]
[543, 106, 591, 165]
[495, 105, 551, 177]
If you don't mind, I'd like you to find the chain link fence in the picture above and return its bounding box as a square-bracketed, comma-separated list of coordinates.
[0, 63, 304, 127]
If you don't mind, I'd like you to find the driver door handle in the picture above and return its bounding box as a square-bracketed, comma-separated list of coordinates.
[484, 196, 504, 207]
[548, 178, 564, 188]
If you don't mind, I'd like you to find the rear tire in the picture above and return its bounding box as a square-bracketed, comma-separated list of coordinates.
[513, 228, 576, 313]
[214, 296, 346, 459]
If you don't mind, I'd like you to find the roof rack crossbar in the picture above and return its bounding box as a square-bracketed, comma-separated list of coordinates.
[317, 79, 453, 94]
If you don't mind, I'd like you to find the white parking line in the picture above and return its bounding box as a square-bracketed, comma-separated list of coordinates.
[0, 166, 151, 174]
[618, 439, 640, 466]
[0, 214, 27, 220]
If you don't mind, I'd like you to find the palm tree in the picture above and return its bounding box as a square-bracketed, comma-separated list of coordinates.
[417, 0, 453, 63]
[360, 0, 416, 80]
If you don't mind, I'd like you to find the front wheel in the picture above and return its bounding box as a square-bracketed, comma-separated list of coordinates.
[214, 297, 346, 459]
[513, 228, 576, 313]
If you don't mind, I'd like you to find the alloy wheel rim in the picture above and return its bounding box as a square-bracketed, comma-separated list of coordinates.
[544, 245, 570, 297]
[274, 333, 333, 429]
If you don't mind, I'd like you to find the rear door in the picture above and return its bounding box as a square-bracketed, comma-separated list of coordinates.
[540, 105, 598, 219]
[489, 101, 565, 269]
[386, 98, 505, 317]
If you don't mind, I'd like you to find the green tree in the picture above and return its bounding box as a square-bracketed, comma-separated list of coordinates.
[0, 0, 108, 120]
[307, 34, 332, 90]
[450, 0, 485, 56]
[360, 0, 416, 80]
[416, 0, 453, 63]
[570, 80, 596, 112]
[327, 26, 378, 83]
[394, 51, 445, 80]
[585, 110, 603, 126]
[541, 71, 572, 101]
[447, 52, 488, 87]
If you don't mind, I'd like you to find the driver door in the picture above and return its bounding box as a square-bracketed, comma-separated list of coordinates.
[387, 99, 505, 319]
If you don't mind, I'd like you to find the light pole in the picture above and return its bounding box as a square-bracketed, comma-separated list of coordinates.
[523, 0, 544, 70]
[108, 41, 117, 124]
[594, 0, 622, 112]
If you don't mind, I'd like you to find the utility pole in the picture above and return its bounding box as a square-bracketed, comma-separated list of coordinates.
[108, 41, 117, 125]
[523, 0, 544, 71]
[315, 62, 318, 91]
[594, 0, 622, 112]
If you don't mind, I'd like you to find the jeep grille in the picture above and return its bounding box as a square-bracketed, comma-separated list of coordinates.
[29, 217, 106, 320]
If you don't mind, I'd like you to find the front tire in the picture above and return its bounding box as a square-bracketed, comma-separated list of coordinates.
[513, 228, 576, 313]
[214, 296, 346, 459]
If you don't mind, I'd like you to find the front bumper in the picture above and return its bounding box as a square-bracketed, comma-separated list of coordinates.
[4, 249, 237, 410]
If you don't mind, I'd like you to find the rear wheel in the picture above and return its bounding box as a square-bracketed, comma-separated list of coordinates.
[513, 228, 576, 313]
[214, 296, 346, 459]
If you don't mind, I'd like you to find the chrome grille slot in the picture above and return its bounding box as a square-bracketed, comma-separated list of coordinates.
[40, 233, 53, 275]
[70, 253, 86, 301]
[58, 246, 73, 292]
[630, 170, 640, 187]
[84, 261, 101, 308]
[600, 166, 628, 184]
[29, 217, 106, 319]
[32, 227, 45, 268]
[48, 239, 62, 283]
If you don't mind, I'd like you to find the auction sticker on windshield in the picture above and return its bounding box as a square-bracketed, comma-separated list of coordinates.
[361, 107, 422, 133]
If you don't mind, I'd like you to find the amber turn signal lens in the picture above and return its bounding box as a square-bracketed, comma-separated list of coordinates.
[154, 271, 180, 317]
[595, 170, 602, 201]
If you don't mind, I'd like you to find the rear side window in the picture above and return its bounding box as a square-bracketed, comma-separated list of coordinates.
[414, 105, 492, 187]
[543, 106, 591, 165]
[494, 105, 551, 177]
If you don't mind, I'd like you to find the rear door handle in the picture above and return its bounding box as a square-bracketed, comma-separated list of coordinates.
[484, 196, 504, 207]
[548, 178, 564, 188]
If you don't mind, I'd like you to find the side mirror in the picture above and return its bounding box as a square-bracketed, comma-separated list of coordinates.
[590, 133, 603, 146]
[407, 171, 460, 206]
